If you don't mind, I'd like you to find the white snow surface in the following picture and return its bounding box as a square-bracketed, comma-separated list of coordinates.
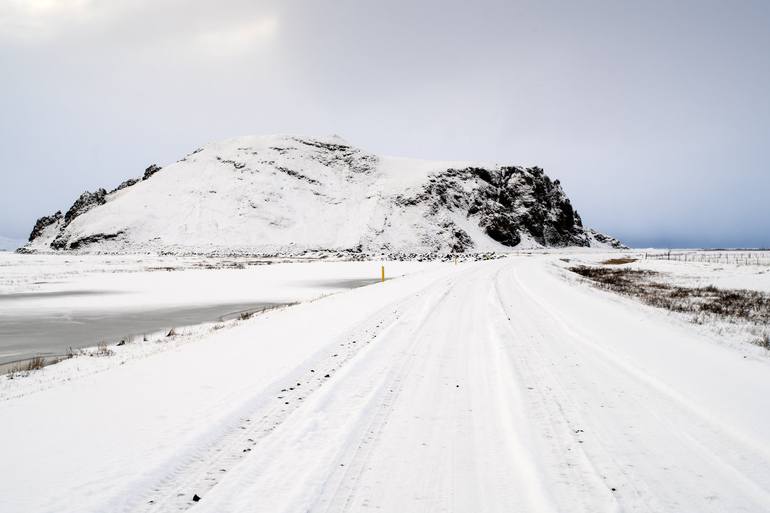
[2, 254, 769, 513]
[0, 253, 429, 311]
[23, 134, 618, 254]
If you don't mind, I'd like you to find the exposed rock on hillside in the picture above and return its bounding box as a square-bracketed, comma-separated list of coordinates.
[28, 211, 62, 242]
[142, 164, 162, 180]
[63, 189, 107, 226]
[397, 166, 589, 249]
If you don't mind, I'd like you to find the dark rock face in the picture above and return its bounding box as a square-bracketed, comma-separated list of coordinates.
[399, 166, 591, 249]
[63, 189, 107, 226]
[482, 216, 522, 247]
[588, 229, 626, 249]
[46, 189, 109, 249]
[275, 166, 321, 185]
[50, 234, 69, 250]
[450, 227, 474, 253]
[28, 211, 63, 242]
[111, 178, 139, 193]
[68, 231, 124, 250]
[142, 164, 162, 180]
[293, 137, 377, 175]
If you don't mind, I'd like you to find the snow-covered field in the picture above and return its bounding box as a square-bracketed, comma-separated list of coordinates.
[2, 253, 769, 513]
[567, 250, 770, 292]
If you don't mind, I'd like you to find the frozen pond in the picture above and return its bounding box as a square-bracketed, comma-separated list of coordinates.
[0, 252, 401, 367]
[0, 279, 382, 365]
[0, 299, 287, 365]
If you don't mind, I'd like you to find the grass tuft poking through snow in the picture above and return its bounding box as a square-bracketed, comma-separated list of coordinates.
[6, 355, 46, 379]
[754, 332, 770, 350]
[94, 342, 114, 357]
[25, 355, 45, 370]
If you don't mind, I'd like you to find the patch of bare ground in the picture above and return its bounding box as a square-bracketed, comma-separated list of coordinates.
[601, 257, 638, 265]
[569, 265, 770, 348]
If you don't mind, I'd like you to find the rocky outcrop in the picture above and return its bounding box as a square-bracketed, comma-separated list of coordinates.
[398, 166, 591, 250]
[588, 229, 626, 249]
[142, 164, 161, 180]
[48, 189, 109, 249]
[28, 211, 62, 242]
[63, 189, 107, 227]
[27, 189, 108, 249]
[68, 231, 124, 250]
[111, 178, 139, 193]
[109, 163, 160, 192]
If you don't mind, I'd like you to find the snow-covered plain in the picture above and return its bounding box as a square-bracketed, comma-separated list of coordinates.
[2, 253, 770, 513]
[565, 250, 770, 293]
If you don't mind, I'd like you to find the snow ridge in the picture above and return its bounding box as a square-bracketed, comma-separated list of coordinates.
[22, 135, 624, 254]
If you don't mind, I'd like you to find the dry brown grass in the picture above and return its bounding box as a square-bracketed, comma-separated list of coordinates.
[753, 333, 770, 350]
[6, 355, 47, 379]
[602, 257, 638, 265]
[93, 342, 114, 357]
[569, 265, 770, 328]
[24, 355, 46, 371]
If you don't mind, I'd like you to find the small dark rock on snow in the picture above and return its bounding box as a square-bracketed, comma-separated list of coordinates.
[143, 164, 162, 180]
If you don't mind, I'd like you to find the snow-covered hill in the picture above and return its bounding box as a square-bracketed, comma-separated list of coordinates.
[22, 135, 624, 255]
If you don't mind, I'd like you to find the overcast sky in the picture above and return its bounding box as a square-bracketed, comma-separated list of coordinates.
[1, 0, 768, 248]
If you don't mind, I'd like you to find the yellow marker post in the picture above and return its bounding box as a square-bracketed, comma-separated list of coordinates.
[381, 265, 385, 283]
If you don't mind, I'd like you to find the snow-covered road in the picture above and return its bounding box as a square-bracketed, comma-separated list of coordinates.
[2, 256, 769, 513]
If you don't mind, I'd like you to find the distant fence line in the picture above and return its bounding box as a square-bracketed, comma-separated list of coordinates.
[644, 250, 770, 266]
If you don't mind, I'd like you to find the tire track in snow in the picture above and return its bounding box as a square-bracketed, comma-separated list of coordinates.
[313, 260, 561, 512]
[180, 274, 465, 513]
[490, 266, 625, 512]
[499, 261, 770, 512]
[128, 295, 419, 513]
[311, 282, 459, 513]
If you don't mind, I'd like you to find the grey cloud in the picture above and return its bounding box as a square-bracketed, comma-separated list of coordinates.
[1, 0, 769, 248]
